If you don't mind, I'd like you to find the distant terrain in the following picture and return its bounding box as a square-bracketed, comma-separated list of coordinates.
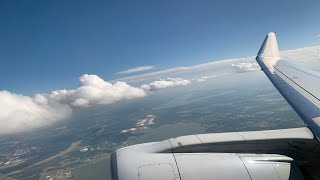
[0, 72, 305, 179]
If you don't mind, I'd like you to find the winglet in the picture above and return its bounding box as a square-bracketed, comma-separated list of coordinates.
[256, 32, 281, 72]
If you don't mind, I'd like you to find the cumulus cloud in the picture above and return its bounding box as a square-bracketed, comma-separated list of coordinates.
[0, 74, 147, 135]
[0, 91, 72, 135]
[1, 74, 194, 135]
[48, 74, 146, 107]
[231, 62, 260, 73]
[141, 78, 191, 91]
[116, 66, 155, 75]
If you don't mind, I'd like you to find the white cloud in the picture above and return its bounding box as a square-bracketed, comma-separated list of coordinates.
[281, 46, 320, 71]
[71, 98, 90, 107]
[193, 75, 218, 82]
[231, 62, 260, 73]
[1, 74, 194, 135]
[195, 77, 208, 82]
[115, 57, 255, 83]
[0, 74, 147, 135]
[116, 66, 155, 75]
[0, 91, 72, 135]
[116, 46, 320, 83]
[48, 74, 147, 107]
[141, 78, 191, 91]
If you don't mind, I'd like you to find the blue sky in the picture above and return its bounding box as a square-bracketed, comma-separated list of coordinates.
[0, 0, 320, 94]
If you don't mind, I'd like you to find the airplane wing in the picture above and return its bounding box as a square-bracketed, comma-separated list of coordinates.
[111, 33, 320, 180]
[256, 32, 320, 139]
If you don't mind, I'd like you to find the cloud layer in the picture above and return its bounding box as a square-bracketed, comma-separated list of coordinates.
[116, 66, 155, 75]
[141, 78, 191, 91]
[116, 46, 320, 83]
[1, 46, 320, 135]
[231, 62, 260, 73]
[115, 57, 256, 83]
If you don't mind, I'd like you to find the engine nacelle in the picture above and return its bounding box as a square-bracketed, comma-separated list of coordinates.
[111, 128, 315, 180]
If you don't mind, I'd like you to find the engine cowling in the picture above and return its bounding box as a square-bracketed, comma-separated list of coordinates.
[111, 128, 314, 180]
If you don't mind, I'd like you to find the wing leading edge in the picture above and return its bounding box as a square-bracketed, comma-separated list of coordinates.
[256, 32, 320, 138]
